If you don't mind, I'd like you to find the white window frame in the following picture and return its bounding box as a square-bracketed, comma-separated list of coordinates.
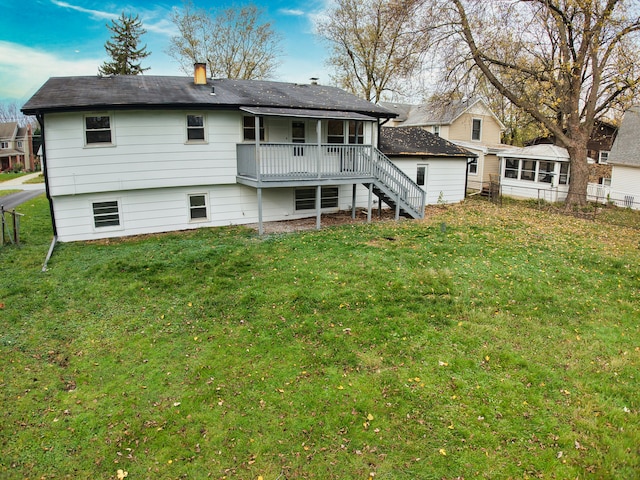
[471, 118, 482, 141]
[188, 193, 209, 222]
[433, 125, 440, 137]
[243, 116, 264, 142]
[92, 199, 123, 231]
[186, 114, 207, 143]
[416, 165, 427, 186]
[84, 114, 114, 147]
[598, 151, 609, 164]
[468, 158, 478, 175]
[0, 141, 8, 149]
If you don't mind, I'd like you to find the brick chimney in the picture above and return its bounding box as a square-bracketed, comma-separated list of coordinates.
[194, 63, 207, 85]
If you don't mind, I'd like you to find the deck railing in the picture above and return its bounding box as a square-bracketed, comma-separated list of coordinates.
[237, 143, 375, 179]
[237, 143, 425, 217]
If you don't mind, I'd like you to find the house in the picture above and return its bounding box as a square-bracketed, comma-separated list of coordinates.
[379, 126, 476, 205]
[605, 106, 640, 209]
[22, 65, 434, 242]
[0, 122, 36, 172]
[528, 120, 618, 190]
[497, 144, 571, 202]
[380, 98, 508, 192]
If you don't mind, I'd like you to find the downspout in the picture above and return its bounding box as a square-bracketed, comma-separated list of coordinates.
[36, 113, 58, 271]
[464, 157, 473, 198]
[36, 113, 57, 237]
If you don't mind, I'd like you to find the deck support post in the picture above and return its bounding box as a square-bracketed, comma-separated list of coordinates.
[367, 183, 373, 223]
[316, 120, 322, 178]
[395, 191, 400, 220]
[257, 187, 264, 235]
[351, 184, 357, 219]
[316, 185, 322, 230]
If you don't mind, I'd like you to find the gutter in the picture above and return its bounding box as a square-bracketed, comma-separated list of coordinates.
[36, 113, 57, 239]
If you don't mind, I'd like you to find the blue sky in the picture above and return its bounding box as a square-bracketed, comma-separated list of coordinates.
[0, 0, 333, 105]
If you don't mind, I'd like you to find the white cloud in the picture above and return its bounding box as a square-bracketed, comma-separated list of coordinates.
[50, 0, 118, 21]
[0, 41, 101, 102]
[279, 8, 305, 16]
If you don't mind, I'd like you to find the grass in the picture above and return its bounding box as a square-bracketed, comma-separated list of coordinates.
[1, 195, 639, 479]
[0, 172, 28, 182]
[0, 190, 20, 197]
[23, 173, 45, 184]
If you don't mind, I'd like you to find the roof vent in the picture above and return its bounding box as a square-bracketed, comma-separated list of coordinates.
[310, 77, 319, 85]
[194, 63, 207, 85]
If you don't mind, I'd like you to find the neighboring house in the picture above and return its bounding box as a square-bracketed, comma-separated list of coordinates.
[0, 122, 36, 172]
[604, 106, 640, 209]
[380, 98, 507, 192]
[22, 66, 430, 242]
[497, 144, 571, 202]
[379, 126, 476, 205]
[528, 120, 618, 189]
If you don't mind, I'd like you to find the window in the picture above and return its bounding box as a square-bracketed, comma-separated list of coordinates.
[504, 158, 519, 179]
[471, 118, 482, 141]
[348, 121, 364, 144]
[243, 116, 264, 141]
[0, 141, 7, 149]
[433, 125, 440, 137]
[189, 194, 208, 221]
[327, 120, 344, 144]
[559, 163, 570, 185]
[295, 186, 339, 210]
[292, 121, 305, 156]
[187, 114, 205, 141]
[538, 161, 554, 183]
[520, 160, 536, 181]
[600, 177, 611, 186]
[599, 151, 609, 164]
[416, 166, 426, 186]
[85, 115, 112, 145]
[468, 158, 478, 175]
[93, 201, 120, 228]
[17, 141, 23, 148]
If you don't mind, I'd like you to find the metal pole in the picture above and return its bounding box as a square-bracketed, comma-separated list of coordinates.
[316, 185, 321, 230]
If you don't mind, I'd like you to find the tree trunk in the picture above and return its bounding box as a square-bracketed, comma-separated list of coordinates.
[564, 134, 590, 208]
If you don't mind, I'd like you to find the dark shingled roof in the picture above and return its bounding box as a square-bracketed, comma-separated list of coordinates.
[21, 75, 395, 119]
[380, 126, 477, 158]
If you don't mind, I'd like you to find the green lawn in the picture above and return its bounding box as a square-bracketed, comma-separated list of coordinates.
[1, 195, 638, 479]
[0, 172, 28, 182]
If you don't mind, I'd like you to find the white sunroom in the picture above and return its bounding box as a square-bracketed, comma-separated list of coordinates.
[498, 144, 571, 202]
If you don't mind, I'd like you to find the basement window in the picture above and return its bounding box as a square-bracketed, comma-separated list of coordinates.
[295, 186, 339, 210]
[93, 200, 120, 228]
[189, 194, 208, 221]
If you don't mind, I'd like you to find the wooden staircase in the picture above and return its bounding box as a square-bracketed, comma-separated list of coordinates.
[364, 149, 425, 219]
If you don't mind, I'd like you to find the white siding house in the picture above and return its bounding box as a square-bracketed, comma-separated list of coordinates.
[23, 69, 429, 241]
[379, 127, 475, 205]
[607, 106, 640, 209]
[497, 144, 571, 202]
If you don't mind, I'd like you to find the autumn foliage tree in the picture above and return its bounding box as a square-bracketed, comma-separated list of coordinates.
[317, 0, 429, 102]
[168, 2, 281, 80]
[99, 13, 150, 75]
[439, 0, 640, 206]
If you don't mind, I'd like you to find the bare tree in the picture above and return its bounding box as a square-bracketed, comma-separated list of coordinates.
[317, 0, 430, 102]
[439, 0, 640, 205]
[168, 2, 281, 80]
[1, 102, 35, 126]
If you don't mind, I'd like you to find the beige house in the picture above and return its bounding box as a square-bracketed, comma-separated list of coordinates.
[0, 122, 36, 172]
[380, 98, 508, 191]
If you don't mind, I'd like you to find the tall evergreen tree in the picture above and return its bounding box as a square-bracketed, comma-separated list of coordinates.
[99, 13, 151, 75]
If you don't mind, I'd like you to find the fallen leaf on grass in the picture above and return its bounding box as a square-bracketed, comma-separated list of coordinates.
[116, 469, 128, 479]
